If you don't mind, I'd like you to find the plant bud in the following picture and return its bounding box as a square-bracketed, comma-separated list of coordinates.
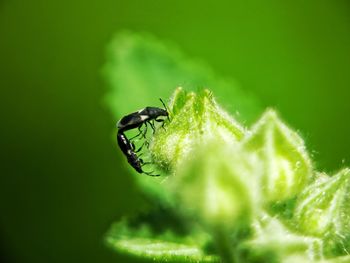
[243, 110, 313, 203]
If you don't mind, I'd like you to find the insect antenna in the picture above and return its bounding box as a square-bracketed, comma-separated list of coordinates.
[159, 98, 171, 122]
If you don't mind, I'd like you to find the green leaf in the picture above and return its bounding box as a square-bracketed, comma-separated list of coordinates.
[150, 87, 245, 172]
[103, 31, 261, 124]
[167, 142, 260, 229]
[318, 255, 350, 263]
[243, 110, 313, 203]
[105, 218, 219, 262]
[242, 213, 323, 262]
[286, 254, 350, 263]
[294, 168, 350, 257]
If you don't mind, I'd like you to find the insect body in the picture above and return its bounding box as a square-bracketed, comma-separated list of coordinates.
[116, 99, 169, 176]
[117, 106, 168, 133]
[117, 132, 143, 174]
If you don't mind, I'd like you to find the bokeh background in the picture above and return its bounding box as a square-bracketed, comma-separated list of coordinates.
[1, 0, 350, 262]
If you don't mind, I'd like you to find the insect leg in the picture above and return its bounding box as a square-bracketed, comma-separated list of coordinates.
[134, 141, 146, 153]
[141, 123, 148, 138]
[155, 118, 166, 130]
[148, 120, 156, 134]
[129, 124, 144, 140]
[143, 170, 160, 177]
[131, 141, 136, 151]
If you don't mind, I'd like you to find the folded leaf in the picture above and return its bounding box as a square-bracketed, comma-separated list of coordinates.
[151, 87, 245, 172]
[243, 110, 313, 203]
[105, 218, 219, 262]
[242, 213, 323, 263]
[294, 169, 350, 257]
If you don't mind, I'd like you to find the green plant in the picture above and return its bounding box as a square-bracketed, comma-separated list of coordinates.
[104, 32, 350, 263]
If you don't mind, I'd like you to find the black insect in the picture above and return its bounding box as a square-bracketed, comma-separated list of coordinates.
[117, 132, 158, 176]
[116, 99, 170, 176]
[117, 99, 170, 138]
[117, 132, 143, 173]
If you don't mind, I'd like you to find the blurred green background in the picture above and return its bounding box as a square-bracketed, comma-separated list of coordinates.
[0, 0, 349, 262]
